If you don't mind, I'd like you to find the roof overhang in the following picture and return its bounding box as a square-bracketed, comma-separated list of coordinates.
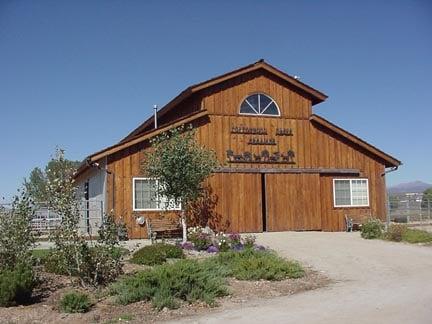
[73, 109, 210, 179]
[310, 114, 401, 168]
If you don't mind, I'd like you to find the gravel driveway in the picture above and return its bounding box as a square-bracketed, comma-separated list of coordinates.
[174, 232, 432, 324]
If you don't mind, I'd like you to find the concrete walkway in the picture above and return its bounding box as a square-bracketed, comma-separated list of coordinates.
[174, 232, 432, 324]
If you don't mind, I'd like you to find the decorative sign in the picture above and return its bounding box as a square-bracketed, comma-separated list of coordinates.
[226, 149, 295, 164]
[276, 128, 293, 136]
[231, 125, 293, 137]
[248, 137, 276, 145]
[231, 126, 267, 135]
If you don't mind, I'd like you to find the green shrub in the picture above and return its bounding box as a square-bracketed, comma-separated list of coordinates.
[110, 259, 228, 309]
[59, 291, 91, 313]
[384, 224, 407, 242]
[42, 246, 124, 285]
[361, 218, 384, 239]
[130, 243, 184, 266]
[0, 191, 35, 271]
[402, 228, 432, 244]
[0, 264, 35, 307]
[206, 250, 304, 281]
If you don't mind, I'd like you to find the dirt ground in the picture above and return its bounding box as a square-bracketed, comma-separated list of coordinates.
[0, 250, 329, 324]
[174, 232, 432, 324]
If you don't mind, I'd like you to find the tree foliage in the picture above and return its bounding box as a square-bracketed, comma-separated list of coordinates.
[0, 190, 35, 270]
[24, 149, 80, 202]
[421, 188, 432, 209]
[142, 125, 219, 242]
[142, 125, 219, 207]
[47, 149, 123, 286]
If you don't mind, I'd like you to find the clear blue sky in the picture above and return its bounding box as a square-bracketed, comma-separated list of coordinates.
[1, 0, 431, 200]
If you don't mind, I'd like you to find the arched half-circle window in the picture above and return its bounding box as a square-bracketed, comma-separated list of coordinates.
[239, 93, 280, 116]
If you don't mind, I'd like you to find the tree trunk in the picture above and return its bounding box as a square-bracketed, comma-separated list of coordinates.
[181, 210, 187, 243]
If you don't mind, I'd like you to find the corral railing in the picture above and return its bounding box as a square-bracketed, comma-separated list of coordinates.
[388, 196, 432, 224]
[0, 200, 104, 237]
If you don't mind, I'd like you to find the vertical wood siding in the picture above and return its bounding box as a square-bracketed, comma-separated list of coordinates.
[104, 70, 389, 237]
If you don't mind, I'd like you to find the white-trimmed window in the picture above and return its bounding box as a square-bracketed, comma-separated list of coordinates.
[239, 93, 280, 116]
[333, 179, 369, 207]
[133, 178, 181, 211]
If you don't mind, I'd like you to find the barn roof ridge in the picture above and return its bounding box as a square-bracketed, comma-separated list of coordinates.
[121, 60, 328, 142]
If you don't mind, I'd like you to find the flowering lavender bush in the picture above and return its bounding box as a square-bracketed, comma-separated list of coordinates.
[179, 241, 195, 250]
[183, 227, 260, 254]
[206, 245, 219, 253]
[228, 232, 241, 245]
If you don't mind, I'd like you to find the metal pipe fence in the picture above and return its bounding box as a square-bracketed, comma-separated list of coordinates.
[388, 196, 432, 224]
[0, 200, 104, 237]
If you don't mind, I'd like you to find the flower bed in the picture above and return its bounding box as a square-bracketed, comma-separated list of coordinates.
[182, 226, 263, 253]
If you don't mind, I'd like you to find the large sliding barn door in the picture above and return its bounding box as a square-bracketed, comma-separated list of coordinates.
[266, 173, 322, 231]
[208, 173, 262, 233]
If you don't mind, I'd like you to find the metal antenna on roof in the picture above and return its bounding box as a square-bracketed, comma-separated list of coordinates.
[153, 104, 158, 129]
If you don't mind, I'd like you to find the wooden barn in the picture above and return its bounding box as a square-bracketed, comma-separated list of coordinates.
[74, 60, 401, 239]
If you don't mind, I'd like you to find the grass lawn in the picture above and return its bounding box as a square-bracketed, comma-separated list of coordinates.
[402, 228, 432, 244]
[382, 224, 432, 244]
[32, 249, 50, 259]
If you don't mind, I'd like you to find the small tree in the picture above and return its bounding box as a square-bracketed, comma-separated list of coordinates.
[24, 149, 80, 203]
[0, 189, 35, 270]
[142, 125, 219, 242]
[47, 149, 88, 283]
[47, 149, 122, 286]
[421, 188, 432, 210]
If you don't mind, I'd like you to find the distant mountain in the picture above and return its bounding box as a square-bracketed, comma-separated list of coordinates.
[388, 181, 432, 194]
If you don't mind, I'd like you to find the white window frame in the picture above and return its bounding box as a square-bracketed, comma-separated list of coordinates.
[333, 178, 370, 208]
[132, 177, 182, 211]
[239, 93, 281, 117]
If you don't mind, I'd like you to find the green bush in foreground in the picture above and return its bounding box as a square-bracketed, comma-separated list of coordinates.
[361, 218, 384, 239]
[402, 228, 432, 244]
[383, 225, 432, 244]
[207, 250, 304, 281]
[110, 259, 228, 309]
[111, 249, 305, 310]
[0, 264, 35, 307]
[59, 291, 91, 313]
[130, 243, 184, 266]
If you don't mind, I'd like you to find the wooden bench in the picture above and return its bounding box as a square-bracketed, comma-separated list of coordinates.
[146, 217, 182, 243]
[345, 215, 363, 232]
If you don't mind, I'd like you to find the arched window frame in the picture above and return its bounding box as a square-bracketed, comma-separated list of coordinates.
[238, 93, 281, 117]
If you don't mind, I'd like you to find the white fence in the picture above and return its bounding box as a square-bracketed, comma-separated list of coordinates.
[1, 200, 104, 237]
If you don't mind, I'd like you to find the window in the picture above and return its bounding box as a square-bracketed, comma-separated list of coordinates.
[239, 93, 280, 116]
[333, 179, 369, 207]
[133, 178, 181, 211]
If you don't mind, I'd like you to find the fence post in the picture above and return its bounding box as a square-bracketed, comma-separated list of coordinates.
[428, 198, 431, 221]
[386, 196, 390, 230]
[419, 197, 423, 223]
[406, 199, 410, 223]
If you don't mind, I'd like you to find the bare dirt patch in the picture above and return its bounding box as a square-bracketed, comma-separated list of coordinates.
[0, 268, 330, 324]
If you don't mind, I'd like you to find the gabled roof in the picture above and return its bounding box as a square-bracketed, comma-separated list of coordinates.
[310, 114, 401, 168]
[74, 110, 209, 179]
[121, 59, 328, 142]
